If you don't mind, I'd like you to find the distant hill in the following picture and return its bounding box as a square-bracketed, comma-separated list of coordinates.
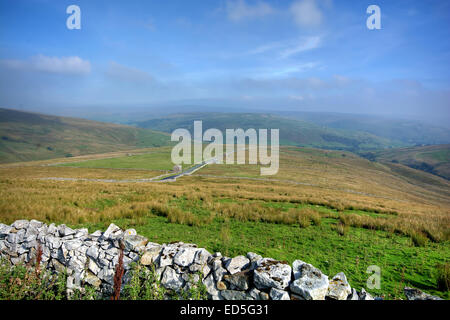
[278, 111, 450, 146]
[0, 108, 171, 163]
[135, 112, 406, 152]
[370, 144, 450, 180]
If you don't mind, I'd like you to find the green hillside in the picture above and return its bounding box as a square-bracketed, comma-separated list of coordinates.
[371, 144, 450, 180]
[0, 108, 171, 163]
[281, 111, 450, 146]
[135, 112, 406, 152]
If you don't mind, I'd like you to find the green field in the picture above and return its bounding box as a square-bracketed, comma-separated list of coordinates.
[76, 199, 449, 300]
[59, 147, 174, 171]
[1, 143, 449, 299]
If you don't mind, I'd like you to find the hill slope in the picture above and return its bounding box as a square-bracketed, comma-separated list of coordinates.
[279, 111, 450, 146]
[135, 112, 405, 152]
[0, 108, 171, 163]
[371, 144, 450, 180]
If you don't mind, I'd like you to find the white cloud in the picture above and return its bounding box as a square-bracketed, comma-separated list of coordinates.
[290, 0, 324, 27]
[279, 36, 321, 59]
[1, 55, 91, 75]
[105, 61, 153, 83]
[226, 0, 274, 21]
[33, 55, 91, 75]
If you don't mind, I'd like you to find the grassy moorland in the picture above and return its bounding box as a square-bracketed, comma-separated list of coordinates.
[0, 108, 171, 163]
[135, 112, 405, 152]
[0, 146, 448, 299]
[371, 144, 450, 180]
[58, 146, 175, 171]
[281, 111, 450, 146]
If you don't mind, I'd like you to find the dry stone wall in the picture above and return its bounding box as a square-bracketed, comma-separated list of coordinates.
[0, 220, 442, 300]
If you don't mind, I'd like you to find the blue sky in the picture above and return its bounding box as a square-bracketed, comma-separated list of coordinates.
[0, 0, 449, 124]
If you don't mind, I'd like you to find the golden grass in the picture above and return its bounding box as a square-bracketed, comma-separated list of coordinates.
[0, 145, 449, 243]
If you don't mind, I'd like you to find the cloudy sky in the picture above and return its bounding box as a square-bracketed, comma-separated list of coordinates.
[0, 0, 449, 124]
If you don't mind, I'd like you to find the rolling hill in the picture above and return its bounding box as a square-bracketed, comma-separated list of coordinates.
[278, 111, 450, 146]
[0, 108, 171, 163]
[370, 144, 450, 180]
[1, 144, 449, 299]
[135, 112, 406, 153]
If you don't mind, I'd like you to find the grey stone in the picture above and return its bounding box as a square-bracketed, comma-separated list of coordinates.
[270, 288, 290, 300]
[100, 241, 112, 250]
[123, 229, 137, 237]
[86, 244, 100, 260]
[220, 290, 252, 300]
[29, 220, 43, 229]
[193, 248, 212, 265]
[25, 226, 39, 239]
[144, 242, 160, 250]
[122, 234, 148, 252]
[122, 254, 136, 269]
[17, 244, 28, 255]
[181, 272, 200, 284]
[7, 232, 21, 244]
[46, 235, 61, 250]
[0, 225, 12, 239]
[203, 273, 222, 300]
[403, 287, 443, 300]
[58, 224, 76, 237]
[23, 239, 38, 249]
[347, 288, 359, 300]
[73, 229, 88, 239]
[213, 266, 228, 282]
[160, 266, 184, 292]
[98, 266, 115, 285]
[11, 220, 29, 230]
[189, 263, 211, 278]
[224, 255, 250, 274]
[11, 255, 26, 265]
[140, 246, 162, 266]
[47, 223, 58, 236]
[158, 246, 178, 268]
[210, 257, 223, 271]
[104, 247, 119, 257]
[358, 288, 374, 300]
[253, 258, 292, 290]
[88, 258, 101, 275]
[0, 240, 6, 251]
[327, 272, 352, 300]
[223, 271, 250, 290]
[290, 260, 329, 300]
[64, 239, 83, 251]
[248, 288, 262, 300]
[52, 259, 66, 273]
[90, 230, 102, 238]
[173, 247, 197, 267]
[247, 252, 263, 269]
[67, 255, 86, 273]
[97, 252, 110, 267]
[84, 272, 102, 288]
[102, 223, 122, 240]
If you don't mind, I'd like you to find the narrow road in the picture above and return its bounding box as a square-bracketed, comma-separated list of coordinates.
[39, 148, 244, 183]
